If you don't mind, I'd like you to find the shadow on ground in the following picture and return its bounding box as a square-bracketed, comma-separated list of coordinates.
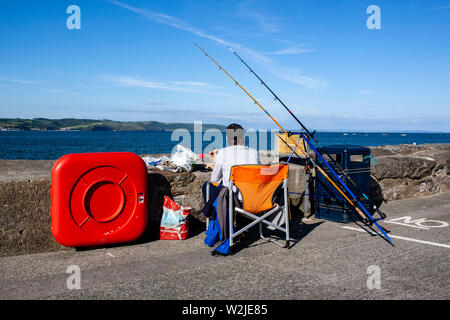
[76, 172, 322, 255]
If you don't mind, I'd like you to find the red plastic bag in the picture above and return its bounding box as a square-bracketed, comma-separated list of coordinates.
[160, 196, 191, 240]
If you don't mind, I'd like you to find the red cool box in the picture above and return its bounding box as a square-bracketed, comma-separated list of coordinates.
[51, 152, 148, 247]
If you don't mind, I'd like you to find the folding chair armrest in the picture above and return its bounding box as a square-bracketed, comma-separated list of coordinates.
[206, 181, 211, 202]
[205, 181, 220, 202]
[229, 180, 234, 246]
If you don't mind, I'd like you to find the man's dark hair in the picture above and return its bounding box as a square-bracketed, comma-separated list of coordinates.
[226, 123, 245, 146]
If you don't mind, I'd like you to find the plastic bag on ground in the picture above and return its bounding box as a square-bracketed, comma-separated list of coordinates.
[171, 144, 199, 172]
[160, 196, 192, 240]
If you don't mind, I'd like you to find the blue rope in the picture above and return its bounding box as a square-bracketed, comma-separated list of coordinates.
[364, 154, 376, 165]
[148, 159, 162, 166]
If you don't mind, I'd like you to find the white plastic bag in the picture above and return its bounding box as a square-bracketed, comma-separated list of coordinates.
[171, 144, 198, 172]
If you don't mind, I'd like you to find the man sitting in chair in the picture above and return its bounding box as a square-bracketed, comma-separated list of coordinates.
[210, 123, 260, 187]
[201, 123, 260, 255]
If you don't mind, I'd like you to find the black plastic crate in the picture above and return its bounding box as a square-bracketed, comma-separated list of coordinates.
[314, 145, 372, 223]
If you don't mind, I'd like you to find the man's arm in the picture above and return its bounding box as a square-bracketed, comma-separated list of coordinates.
[210, 151, 223, 184]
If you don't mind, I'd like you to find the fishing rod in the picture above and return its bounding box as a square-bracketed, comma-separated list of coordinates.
[194, 43, 393, 245]
[227, 46, 387, 221]
[277, 133, 387, 228]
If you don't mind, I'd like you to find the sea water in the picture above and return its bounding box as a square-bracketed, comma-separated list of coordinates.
[0, 130, 449, 160]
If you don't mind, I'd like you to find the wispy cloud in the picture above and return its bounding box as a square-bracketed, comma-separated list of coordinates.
[358, 89, 373, 95]
[266, 47, 316, 55]
[100, 75, 225, 95]
[0, 77, 37, 84]
[147, 101, 168, 106]
[291, 115, 450, 132]
[266, 39, 316, 55]
[171, 81, 220, 89]
[10, 79, 36, 84]
[101, 75, 167, 89]
[237, 1, 280, 35]
[110, 106, 262, 122]
[108, 0, 231, 46]
[44, 88, 79, 96]
[269, 66, 328, 90]
[108, 0, 327, 90]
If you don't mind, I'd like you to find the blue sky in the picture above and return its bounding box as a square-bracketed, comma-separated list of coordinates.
[0, 0, 449, 131]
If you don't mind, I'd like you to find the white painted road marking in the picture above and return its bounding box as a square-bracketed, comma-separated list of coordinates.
[342, 226, 450, 249]
[385, 216, 449, 230]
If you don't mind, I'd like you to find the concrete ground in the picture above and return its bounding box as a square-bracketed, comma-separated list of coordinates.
[0, 192, 449, 300]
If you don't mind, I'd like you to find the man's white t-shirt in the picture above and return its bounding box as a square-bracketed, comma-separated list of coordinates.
[210, 145, 260, 187]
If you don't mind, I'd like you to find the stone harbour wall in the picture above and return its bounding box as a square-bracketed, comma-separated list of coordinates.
[0, 143, 449, 257]
[370, 144, 450, 201]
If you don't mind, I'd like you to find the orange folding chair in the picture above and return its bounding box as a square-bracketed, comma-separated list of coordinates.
[228, 164, 290, 248]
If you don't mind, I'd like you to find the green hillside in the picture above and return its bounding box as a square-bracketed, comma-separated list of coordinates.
[0, 118, 226, 131]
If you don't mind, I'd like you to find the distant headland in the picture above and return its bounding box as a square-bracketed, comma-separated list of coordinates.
[0, 118, 226, 132]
